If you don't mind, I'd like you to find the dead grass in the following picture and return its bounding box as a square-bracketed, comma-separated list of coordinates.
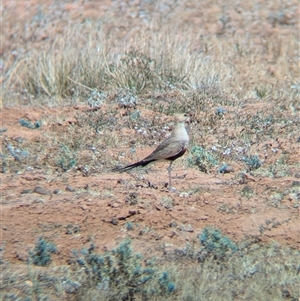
[3, 1, 298, 106]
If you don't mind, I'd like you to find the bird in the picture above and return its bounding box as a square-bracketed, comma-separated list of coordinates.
[115, 114, 189, 190]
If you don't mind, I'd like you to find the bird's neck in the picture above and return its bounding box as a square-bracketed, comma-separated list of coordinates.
[174, 122, 189, 142]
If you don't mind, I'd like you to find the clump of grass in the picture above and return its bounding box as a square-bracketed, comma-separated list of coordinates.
[74, 240, 175, 300]
[116, 88, 138, 108]
[255, 86, 269, 99]
[243, 154, 262, 171]
[188, 146, 219, 173]
[172, 241, 300, 301]
[241, 185, 255, 198]
[5, 142, 29, 163]
[125, 222, 134, 231]
[125, 193, 139, 205]
[252, 154, 292, 178]
[86, 90, 107, 108]
[29, 237, 57, 267]
[197, 227, 237, 261]
[108, 50, 158, 95]
[55, 145, 77, 172]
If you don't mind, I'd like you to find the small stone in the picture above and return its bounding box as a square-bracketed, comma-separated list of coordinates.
[110, 218, 118, 226]
[66, 117, 77, 124]
[282, 190, 290, 195]
[62, 280, 81, 294]
[182, 224, 194, 232]
[117, 179, 126, 185]
[218, 165, 235, 174]
[243, 173, 255, 182]
[282, 289, 290, 298]
[66, 185, 75, 192]
[21, 189, 32, 194]
[169, 221, 177, 228]
[179, 192, 190, 198]
[25, 280, 33, 287]
[32, 199, 45, 204]
[15, 249, 29, 262]
[33, 186, 51, 195]
[80, 205, 89, 211]
[53, 189, 61, 194]
[117, 209, 137, 220]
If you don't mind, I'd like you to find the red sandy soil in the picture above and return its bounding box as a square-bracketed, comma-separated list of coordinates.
[1, 105, 299, 266]
[1, 0, 299, 266]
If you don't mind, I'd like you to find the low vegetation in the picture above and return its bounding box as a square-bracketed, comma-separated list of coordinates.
[1, 232, 299, 300]
[1, 0, 299, 300]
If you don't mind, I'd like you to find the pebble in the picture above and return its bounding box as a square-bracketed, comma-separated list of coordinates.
[110, 218, 119, 225]
[66, 185, 75, 192]
[33, 186, 51, 195]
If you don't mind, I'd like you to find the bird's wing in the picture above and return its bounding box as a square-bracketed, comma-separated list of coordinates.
[143, 138, 186, 162]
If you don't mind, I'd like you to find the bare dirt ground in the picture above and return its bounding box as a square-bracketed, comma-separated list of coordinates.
[1, 105, 299, 265]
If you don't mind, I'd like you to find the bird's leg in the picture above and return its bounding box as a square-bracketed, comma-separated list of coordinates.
[167, 161, 174, 190]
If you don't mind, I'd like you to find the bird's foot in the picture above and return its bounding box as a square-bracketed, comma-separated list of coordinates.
[164, 182, 176, 192]
[168, 186, 177, 192]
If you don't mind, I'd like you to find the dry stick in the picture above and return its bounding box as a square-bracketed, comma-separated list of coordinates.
[6, 58, 27, 89]
[251, 216, 275, 243]
[66, 76, 94, 91]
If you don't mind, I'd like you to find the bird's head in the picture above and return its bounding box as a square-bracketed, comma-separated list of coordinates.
[174, 113, 190, 123]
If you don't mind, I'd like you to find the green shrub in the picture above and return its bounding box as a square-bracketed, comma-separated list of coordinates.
[197, 227, 237, 261]
[75, 240, 175, 300]
[188, 146, 219, 173]
[55, 145, 77, 172]
[19, 119, 41, 129]
[243, 155, 262, 171]
[29, 237, 57, 266]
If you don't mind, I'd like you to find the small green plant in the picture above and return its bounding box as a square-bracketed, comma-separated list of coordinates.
[5, 143, 28, 162]
[19, 119, 41, 129]
[243, 155, 262, 171]
[241, 185, 255, 198]
[87, 90, 106, 108]
[188, 146, 218, 173]
[126, 222, 134, 231]
[255, 86, 268, 99]
[29, 237, 57, 266]
[75, 240, 175, 300]
[55, 145, 77, 172]
[197, 227, 237, 261]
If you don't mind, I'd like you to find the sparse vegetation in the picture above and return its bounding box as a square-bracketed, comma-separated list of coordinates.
[2, 236, 299, 300]
[73, 240, 175, 300]
[1, 0, 299, 301]
[19, 119, 41, 129]
[243, 155, 262, 171]
[197, 227, 237, 261]
[55, 145, 77, 172]
[188, 146, 219, 173]
[29, 237, 57, 267]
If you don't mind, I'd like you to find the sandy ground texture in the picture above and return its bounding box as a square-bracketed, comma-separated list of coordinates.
[1, 0, 299, 269]
[1, 105, 299, 266]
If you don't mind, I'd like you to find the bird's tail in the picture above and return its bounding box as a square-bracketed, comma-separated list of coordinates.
[113, 160, 153, 172]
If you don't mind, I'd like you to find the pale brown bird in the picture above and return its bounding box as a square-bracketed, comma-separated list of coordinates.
[115, 114, 189, 189]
